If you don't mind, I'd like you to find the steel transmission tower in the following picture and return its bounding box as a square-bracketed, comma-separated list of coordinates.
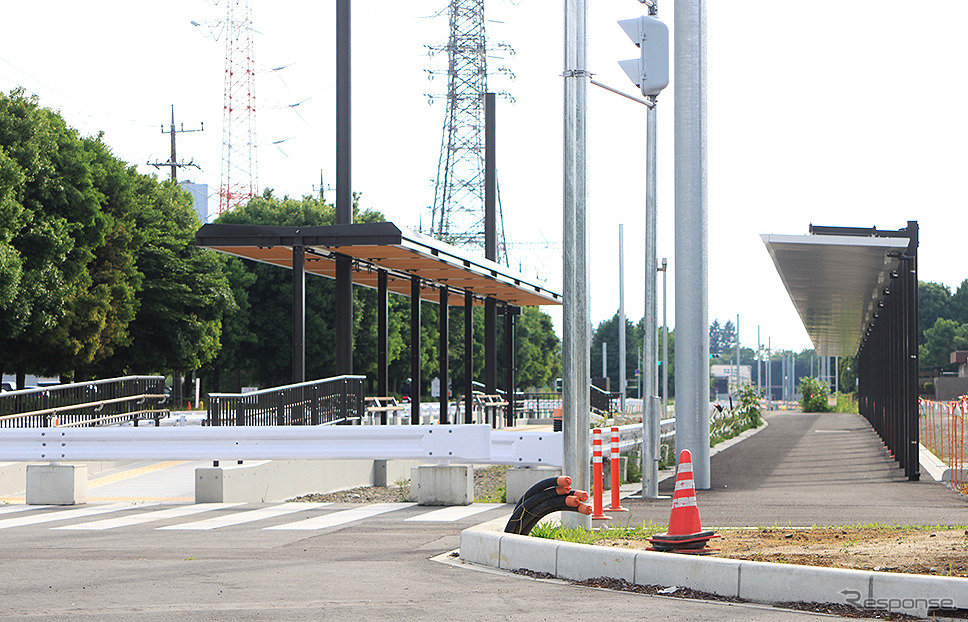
[218, 0, 259, 215]
[427, 0, 512, 263]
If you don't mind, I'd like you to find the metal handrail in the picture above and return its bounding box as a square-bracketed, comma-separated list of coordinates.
[0, 376, 167, 428]
[206, 375, 367, 426]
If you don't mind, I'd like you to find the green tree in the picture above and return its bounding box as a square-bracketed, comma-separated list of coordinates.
[590, 313, 643, 393]
[918, 281, 952, 344]
[513, 307, 561, 390]
[919, 318, 968, 370]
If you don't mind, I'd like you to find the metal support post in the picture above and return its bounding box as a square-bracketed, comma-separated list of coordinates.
[335, 0, 353, 376]
[674, 0, 710, 489]
[439, 287, 449, 424]
[410, 276, 421, 424]
[562, 0, 590, 527]
[464, 292, 474, 424]
[642, 91, 660, 497]
[504, 305, 518, 427]
[619, 224, 627, 417]
[292, 246, 306, 384]
[378, 270, 388, 401]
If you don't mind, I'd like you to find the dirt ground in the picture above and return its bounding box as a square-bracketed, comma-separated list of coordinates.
[600, 526, 968, 578]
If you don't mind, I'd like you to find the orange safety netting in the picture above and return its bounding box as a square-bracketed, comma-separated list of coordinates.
[919, 397, 967, 493]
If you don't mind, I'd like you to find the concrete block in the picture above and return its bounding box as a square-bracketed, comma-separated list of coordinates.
[500, 533, 558, 574]
[556, 540, 636, 583]
[412, 464, 473, 506]
[26, 464, 87, 505]
[506, 466, 562, 505]
[738, 559, 871, 607]
[871, 571, 968, 617]
[634, 549, 742, 597]
[460, 519, 505, 567]
[196, 459, 419, 503]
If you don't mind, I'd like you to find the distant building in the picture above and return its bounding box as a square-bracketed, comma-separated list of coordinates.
[180, 181, 212, 224]
[710, 364, 751, 400]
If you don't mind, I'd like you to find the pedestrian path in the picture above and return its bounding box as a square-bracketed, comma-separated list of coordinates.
[0, 501, 511, 533]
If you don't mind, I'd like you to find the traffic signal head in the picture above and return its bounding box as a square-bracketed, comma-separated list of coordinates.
[618, 16, 670, 96]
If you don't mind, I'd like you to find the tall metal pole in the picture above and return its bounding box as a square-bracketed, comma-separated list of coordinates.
[674, 0, 710, 489]
[767, 337, 772, 410]
[619, 224, 626, 417]
[642, 94, 660, 498]
[602, 342, 607, 381]
[661, 258, 668, 420]
[334, 0, 353, 375]
[757, 325, 761, 400]
[562, 0, 590, 528]
[735, 314, 740, 394]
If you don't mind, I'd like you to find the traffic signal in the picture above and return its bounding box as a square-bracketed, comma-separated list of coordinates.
[618, 16, 670, 97]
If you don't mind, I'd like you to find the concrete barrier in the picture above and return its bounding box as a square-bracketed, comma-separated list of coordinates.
[460, 518, 968, 618]
[195, 459, 419, 503]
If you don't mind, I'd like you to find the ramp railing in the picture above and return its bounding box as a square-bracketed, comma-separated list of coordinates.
[0, 376, 167, 428]
[206, 375, 366, 426]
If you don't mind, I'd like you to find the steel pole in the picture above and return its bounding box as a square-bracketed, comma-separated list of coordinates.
[674, 0, 710, 488]
[619, 224, 626, 417]
[642, 102, 660, 498]
[562, 0, 590, 528]
[661, 258, 668, 419]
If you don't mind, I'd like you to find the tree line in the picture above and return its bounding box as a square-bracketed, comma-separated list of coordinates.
[0, 90, 562, 395]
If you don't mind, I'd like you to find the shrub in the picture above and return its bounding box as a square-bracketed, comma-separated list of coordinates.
[799, 377, 830, 412]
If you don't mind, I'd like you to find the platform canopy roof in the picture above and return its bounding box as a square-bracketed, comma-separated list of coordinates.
[195, 221, 561, 307]
[761, 232, 909, 357]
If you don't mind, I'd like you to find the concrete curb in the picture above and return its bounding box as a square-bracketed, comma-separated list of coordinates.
[459, 517, 968, 618]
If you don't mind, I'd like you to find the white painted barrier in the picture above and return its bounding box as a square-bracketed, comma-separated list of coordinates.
[0, 425, 492, 462]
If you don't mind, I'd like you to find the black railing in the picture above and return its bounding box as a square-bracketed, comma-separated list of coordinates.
[514, 392, 563, 419]
[206, 375, 366, 426]
[590, 384, 612, 414]
[0, 376, 168, 428]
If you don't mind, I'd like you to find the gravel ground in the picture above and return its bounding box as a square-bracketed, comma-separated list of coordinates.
[290, 465, 509, 504]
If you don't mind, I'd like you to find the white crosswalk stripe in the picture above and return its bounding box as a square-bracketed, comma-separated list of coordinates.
[157, 502, 331, 531]
[0, 503, 153, 530]
[264, 502, 415, 531]
[0, 502, 510, 531]
[0, 504, 50, 516]
[404, 503, 504, 522]
[52, 503, 245, 530]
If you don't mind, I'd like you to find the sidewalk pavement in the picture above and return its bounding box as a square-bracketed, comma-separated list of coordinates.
[618, 411, 967, 528]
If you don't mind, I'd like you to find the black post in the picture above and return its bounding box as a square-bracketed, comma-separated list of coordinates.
[292, 246, 306, 383]
[485, 297, 497, 424]
[905, 221, 920, 480]
[485, 92, 496, 259]
[464, 292, 474, 424]
[504, 305, 518, 427]
[439, 287, 449, 424]
[378, 269, 389, 413]
[334, 0, 353, 376]
[411, 276, 421, 425]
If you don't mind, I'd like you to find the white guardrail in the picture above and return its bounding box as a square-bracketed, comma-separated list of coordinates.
[0, 421, 670, 467]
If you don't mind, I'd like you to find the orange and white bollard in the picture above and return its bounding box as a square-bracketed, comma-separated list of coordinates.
[591, 428, 612, 521]
[605, 426, 629, 513]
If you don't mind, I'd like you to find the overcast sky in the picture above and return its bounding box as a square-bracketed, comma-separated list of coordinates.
[2, 1, 966, 354]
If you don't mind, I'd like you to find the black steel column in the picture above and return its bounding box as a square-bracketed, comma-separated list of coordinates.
[485, 92, 496, 259]
[292, 246, 306, 383]
[334, 0, 353, 376]
[378, 269, 388, 423]
[485, 298, 497, 410]
[411, 276, 421, 425]
[439, 287, 449, 424]
[484, 93, 498, 425]
[504, 305, 518, 427]
[464, 292, 474, 424]
[905, 221, 920, 480]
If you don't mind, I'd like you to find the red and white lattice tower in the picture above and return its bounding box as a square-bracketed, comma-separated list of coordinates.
[218, 0, 258, 215]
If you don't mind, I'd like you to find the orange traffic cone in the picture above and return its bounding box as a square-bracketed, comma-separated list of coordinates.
[648, 449, 720, 554]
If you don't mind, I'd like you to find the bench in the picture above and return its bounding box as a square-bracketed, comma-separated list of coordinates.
[364, 396, 408, 425]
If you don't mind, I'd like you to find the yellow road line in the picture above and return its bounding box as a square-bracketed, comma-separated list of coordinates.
[88, 461, 187, 488]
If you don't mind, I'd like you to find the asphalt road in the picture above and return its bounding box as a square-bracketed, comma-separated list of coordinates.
[0, 499, 884, 621]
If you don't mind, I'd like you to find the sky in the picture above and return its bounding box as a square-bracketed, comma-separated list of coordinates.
[2, 1, 967, 354]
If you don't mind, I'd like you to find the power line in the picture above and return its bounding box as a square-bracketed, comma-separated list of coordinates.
[147, 105, 204, 183]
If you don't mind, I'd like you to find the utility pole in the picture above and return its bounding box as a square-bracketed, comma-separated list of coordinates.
[148, 105, 203, 182]
[619, 224, 626, 417]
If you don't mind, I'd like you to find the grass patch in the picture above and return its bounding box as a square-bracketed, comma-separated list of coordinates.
[529, 520, 667, 544]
